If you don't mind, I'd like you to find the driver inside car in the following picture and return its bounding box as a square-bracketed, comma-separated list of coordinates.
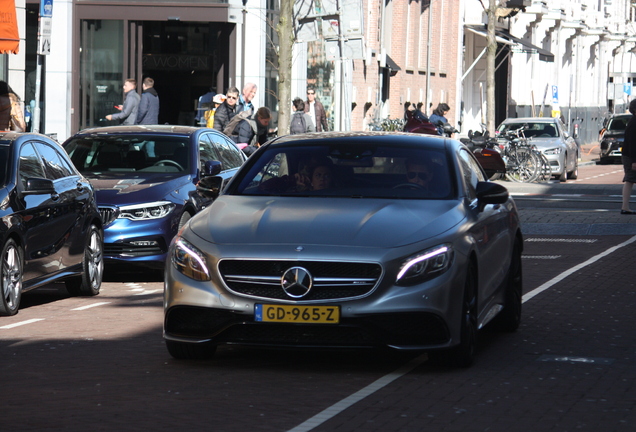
[405, 160, 434, 189]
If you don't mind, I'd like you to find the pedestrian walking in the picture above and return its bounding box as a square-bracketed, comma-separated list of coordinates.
[289, 98, 315, 134]
[621, 99, 636, 214]
[136, 77, 160, 125]
[304, 86, 328, 132]
[0, 81, 26, 132]
[106, 79, 140, 125]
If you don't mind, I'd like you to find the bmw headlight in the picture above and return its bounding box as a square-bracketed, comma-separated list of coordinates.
[396, 244, 453, 286]
[172, 238, 211, 281]
[543, 147, 562, 155]
[119, 201, 175, 220]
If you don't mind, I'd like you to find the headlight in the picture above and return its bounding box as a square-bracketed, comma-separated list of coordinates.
[396, 244, 453, 286]
[119, 201, 175, 220]
[172, 238, 211, 281]
[542, 147, 563, 155]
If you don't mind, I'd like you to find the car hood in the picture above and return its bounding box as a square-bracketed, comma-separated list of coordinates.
[188, 196, 464, 248]
[85, 173, 192, 206]
[531, 137, 566, 149]
[603, 130, 625, 139]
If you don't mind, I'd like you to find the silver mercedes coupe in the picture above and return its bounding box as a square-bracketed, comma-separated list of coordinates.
[163, 132, 523, 366]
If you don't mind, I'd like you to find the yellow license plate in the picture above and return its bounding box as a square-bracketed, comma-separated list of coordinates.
[255, 304, 340, 324]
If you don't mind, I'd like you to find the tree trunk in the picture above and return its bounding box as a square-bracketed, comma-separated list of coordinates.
[275, 0, 293, 136]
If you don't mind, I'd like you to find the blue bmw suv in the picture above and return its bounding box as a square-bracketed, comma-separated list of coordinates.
[63, 125, 246, 269]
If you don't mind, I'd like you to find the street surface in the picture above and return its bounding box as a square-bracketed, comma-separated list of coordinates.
[2, 156, 635, 431]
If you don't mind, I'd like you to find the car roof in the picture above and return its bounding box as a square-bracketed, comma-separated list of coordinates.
[265, 131, 451, 149]
[609, 113, 632, 119]
[69, 125, 217, 138]
[0, 132, 62, 147]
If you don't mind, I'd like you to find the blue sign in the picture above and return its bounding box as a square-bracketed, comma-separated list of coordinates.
[40, 0, 53, 18]
[624, 83, 632, 96]
[551, 85, 558, 104]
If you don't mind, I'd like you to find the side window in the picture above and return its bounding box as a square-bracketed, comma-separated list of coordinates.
[458, 148, 485, 199]
[18, 143, 46, 189]
[198, 134, 220, 170]
[211, 134, 245, 170]
[35, 143, 74, 180]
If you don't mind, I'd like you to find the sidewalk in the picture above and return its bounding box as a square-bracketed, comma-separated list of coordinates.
[579, 141, 600, 165]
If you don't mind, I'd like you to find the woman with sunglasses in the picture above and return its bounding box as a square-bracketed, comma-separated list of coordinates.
[213, 86, 240, 133]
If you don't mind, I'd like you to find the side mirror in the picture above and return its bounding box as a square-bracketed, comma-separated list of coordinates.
[196, 176, 223, 199]
[202, 160, 222, 177]
[24, 178, 55, 195]
[476, 181, 509, 210]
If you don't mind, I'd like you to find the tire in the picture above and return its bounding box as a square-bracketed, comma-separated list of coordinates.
[567, 159, 579, 180]
[449, 263, 478, 367]
[178, 211, 192, 231]
[0, 239, 23, 316]
[166, 340, 217, 360]
[494, 239, 522, 332]
[65, 225, 104, 296]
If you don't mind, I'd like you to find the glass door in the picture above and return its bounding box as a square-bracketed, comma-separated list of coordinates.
[79, 20, 142, 130]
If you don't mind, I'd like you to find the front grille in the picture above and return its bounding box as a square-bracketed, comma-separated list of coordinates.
[104, 239, 166, 257]
[218, 260, 382, 301]
[99, 206, 119, 226]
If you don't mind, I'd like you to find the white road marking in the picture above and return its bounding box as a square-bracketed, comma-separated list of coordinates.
[522, 255, 561, 259]
[287, 354, 428, 432]
[0, 318, 45, 329]
[288, 234, 636, 432]
[523, 234, 636, 303]
[133, 289, 160, 296]
[71, 302, 111, 311]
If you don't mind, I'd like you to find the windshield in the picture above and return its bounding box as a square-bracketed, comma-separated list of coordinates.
[231, 143, 454, 199]
[498, 122, 558, 138]
[64, 135, 190, 174]
[607, 116, 630, 132]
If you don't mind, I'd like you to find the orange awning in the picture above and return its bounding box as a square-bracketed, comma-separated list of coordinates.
[0, 0, 19, 54]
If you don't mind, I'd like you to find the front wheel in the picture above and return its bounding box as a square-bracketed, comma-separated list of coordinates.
[567, 158, 579, 180]
[0, 239, 23, 316]
[494, 238, 522, 332]
[449, 263, 478, 367]
[65, 225, 104, 296]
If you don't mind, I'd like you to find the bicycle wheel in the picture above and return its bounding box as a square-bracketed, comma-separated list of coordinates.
[534, 151, 552, 182]
[505, 148, 540, 183]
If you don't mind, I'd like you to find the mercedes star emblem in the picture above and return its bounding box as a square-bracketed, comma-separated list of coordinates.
[281, 267, 313, 298]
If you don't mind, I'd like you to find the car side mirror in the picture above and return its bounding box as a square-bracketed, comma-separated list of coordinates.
[476, 181, 509, 210]
[196, 176, 223, 199]
[23, 178, 55, 195]
[202, 160, 222, 177]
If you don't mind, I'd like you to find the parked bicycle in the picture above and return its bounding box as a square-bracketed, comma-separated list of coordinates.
[497, 127, 551, 183]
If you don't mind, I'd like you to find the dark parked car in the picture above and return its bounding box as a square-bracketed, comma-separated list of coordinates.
[599, 113, 631, 164]
[0, 132, 103, 316]
[163, 131, 523, 366]
[62, 125, 246, 269]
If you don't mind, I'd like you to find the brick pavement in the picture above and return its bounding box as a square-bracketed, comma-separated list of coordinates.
[313, 235, 636, 432]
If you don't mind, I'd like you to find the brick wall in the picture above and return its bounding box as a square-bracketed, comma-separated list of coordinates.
[350, 0, 461, 130]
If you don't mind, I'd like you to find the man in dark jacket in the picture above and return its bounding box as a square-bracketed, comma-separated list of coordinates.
[106, 78, 140, 125]
[304, 86, 328, 132]
[213, 86, 240, 133]
[136, 77, 160, 124]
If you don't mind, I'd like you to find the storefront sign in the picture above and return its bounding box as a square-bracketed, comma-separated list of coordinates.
[143, 54, 210, 71]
